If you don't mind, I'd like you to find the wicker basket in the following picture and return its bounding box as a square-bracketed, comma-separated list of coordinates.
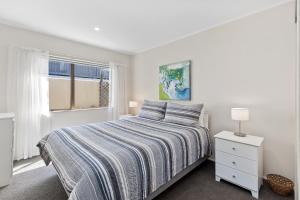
[266, 174, 294, 196]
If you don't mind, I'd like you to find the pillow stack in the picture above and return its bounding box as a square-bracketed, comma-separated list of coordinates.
[138, 100, 203, 127]
[164, 102, 203, 127]
[138, 100, 167, 120]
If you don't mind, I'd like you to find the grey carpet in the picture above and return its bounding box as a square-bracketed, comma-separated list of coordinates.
[0, 160, 294, 200]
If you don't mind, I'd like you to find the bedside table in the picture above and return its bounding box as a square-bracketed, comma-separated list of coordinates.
[119, 114, 134, 120]
[214, 131, 264, 199]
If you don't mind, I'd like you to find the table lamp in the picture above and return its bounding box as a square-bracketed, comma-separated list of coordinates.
[128, 101, 138, 115]
[231, 108, 249, 137]
[129, 101, 138, 108]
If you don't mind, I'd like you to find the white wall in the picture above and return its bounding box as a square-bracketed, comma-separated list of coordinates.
[132, 2, 297, 180]
[0, 24, 132, 129]
[296, 0, 300, 197]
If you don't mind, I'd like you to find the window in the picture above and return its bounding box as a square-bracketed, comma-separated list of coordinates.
[49, 58, 110, 111]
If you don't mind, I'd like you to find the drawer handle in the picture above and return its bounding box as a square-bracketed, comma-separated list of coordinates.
[232, 147, 236, 151]
[232, 175, 236, 179]
[232, 161, 236, 165]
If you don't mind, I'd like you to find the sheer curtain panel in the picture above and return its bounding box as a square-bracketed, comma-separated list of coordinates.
[110, 62, 127, 120]
[7, 46, 49, 160]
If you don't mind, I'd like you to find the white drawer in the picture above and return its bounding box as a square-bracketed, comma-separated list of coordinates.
[216, 151, 258, 176]
[216, 163, 258, 191]
[215, 138, 258, 160]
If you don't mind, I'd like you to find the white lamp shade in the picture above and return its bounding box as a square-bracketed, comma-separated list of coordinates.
[231, 108, 249, 121]
[129, 101, 138, 108]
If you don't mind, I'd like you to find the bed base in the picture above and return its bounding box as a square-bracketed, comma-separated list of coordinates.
[145, 157, 207, 200]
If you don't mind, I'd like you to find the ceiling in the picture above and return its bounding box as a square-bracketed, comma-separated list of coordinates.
[0, 0, 291, 54]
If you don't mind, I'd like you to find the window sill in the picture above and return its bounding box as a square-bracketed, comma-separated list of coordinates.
[51, 107, 112, 113]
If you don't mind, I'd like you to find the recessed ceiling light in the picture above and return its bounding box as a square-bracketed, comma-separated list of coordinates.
[94, 26, 100, 31]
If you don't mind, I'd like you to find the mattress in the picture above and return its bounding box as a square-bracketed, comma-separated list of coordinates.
[37, 116, 211, 200]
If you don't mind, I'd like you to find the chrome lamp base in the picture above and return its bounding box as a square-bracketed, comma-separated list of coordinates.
[234, 120, 247, 137]
[234, 132, 247, 137]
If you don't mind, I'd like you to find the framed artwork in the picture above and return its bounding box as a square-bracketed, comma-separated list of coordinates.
[159, 60, 191, 100]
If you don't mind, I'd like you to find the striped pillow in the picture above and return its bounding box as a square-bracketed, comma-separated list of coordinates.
[138, 100, 167, 120]
[164, 103, 203, 127]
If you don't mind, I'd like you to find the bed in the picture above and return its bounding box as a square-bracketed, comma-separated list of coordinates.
[37, 116, 211, 200]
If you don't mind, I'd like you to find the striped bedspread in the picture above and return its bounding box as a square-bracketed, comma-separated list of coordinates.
[37, 116, 211, 200]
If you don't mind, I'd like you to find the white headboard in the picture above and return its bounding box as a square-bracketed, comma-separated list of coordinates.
[203, 113, 209, 130]
[199, 113, 209, 130]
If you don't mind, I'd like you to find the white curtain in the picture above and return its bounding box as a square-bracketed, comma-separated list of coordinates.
[110, 62, 127, 120]
[7, 46, 50, 160]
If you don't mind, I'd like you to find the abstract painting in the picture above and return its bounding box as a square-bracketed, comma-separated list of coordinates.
[159, 60, 191, 100]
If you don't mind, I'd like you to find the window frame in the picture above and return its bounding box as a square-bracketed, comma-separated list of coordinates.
[48, 57, 111, 112]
